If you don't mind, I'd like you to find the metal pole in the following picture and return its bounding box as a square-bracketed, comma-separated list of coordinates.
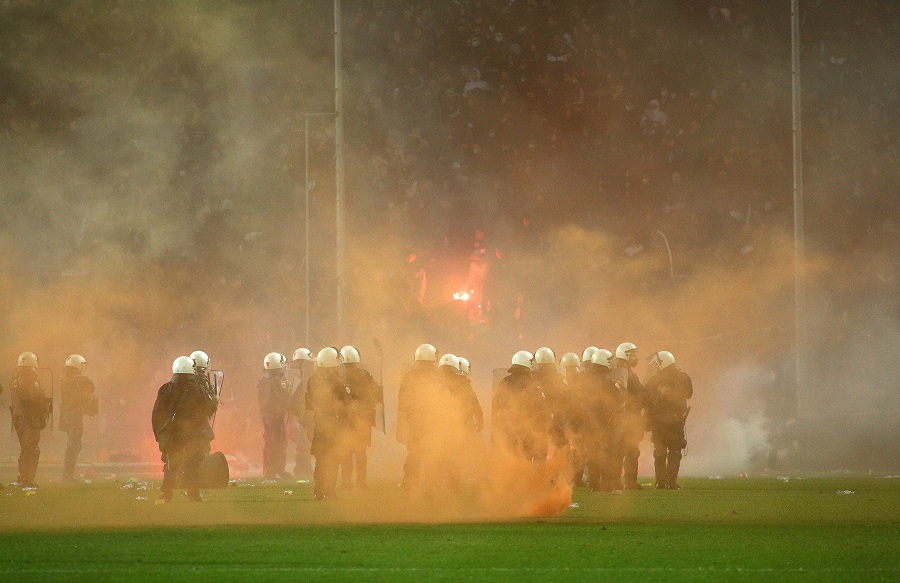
[304, 114, 311, 347]
[334, 0, 346, 337]
[791, 0, 807, 413]
[655, 230, 675, 279]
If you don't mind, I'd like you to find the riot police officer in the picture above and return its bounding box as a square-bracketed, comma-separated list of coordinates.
[289, 348, 315, 479]
[305, 347, 352, 501]
[423, 354, 483, 494]
[455, 357, 483, 435]
[152, 356, 218, 501]
[190, 350, 216, 454]
[615, 342, 648, 490]
[258, 352, 292, 479]
[645, 351, 693, 489]
[397, 343, 440, 493]
[11, 352, 48, 487]
[583, 349, 625, 491]
[560, 352, 586, 486]
[59, 354, 98, 481]
[492, 351, 550, 463]
[338, 345, 383, 490]
[533, 347, 572, 466]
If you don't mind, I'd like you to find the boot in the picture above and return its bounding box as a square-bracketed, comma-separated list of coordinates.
[654, 455, 667, 489]
[667, 455, 682, 490]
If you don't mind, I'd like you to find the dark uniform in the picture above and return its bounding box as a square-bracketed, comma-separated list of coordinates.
[305, 367, 352, 500]
[195, 370, 216, 454]
[422, 367, 483, 493]
[583, 365, 626, 491]
[10, 367, 48, 486]
[534, 366, 569, 451]
[645, 365, 693, 489]
[397, 361, 439, 491]
[340, 364, 383, 489]
[258, 369, 292, 479]
[492, 365, 550, 462]
[152, 373, 217, 501]
[562, 367, 588, 486]
[59, 367, 98, 480]
[615, 360, 648, 489]
[288, 364, 314, 479]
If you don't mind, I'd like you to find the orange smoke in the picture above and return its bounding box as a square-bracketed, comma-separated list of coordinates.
[479, 448, 573, 518]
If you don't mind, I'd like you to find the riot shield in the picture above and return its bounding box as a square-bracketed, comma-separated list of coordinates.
[209, 370, 225, 428]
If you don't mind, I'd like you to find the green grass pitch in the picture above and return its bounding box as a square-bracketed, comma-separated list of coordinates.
[0, 477, 897, 582]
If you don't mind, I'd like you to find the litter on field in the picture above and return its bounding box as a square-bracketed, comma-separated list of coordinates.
[283, 490, 293, 495]
[568, 502, 579, 508]
[777, 476, 790, 482]
[836, 490, 855, 495]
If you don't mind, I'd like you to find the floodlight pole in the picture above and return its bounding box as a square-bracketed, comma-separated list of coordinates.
[791, 0, 807, 412]
[302, 112, 337, 347]
[334, 0, 346, 337]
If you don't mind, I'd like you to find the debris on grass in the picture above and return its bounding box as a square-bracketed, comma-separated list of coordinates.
[283, 490, 293, 496]
[836, 490, 855, 495]
[777, 476, 790, 482]
[568, 502, 579, 508]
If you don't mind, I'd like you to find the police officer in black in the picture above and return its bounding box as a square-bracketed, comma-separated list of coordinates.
[305, 347, 352, 501]
[338, 345, 383, 490]
[11, 352, 48, 487]
[492, 351, 550, 463]
[258, 352, 293, 479]
[645, 351, 693, 490]
[614, 342, 648, 490]
[422, 354, 483, 494]
[582, 349, 625, 491]
[59, 354, 98, 481]
[397, 343, 440, 493]
[152, 356, 218, 501]
[532, 348, 568, 453]
[559, 352, 587, 486]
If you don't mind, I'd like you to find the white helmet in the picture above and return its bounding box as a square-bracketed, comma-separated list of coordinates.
[591, 349, 614, 368]
[651, 350, 676, 369]
[263, 352, 287, 370]
[17, 352, 38, 368]
[340, 345, 361, 364]
[560, 352, 580, 368]
[65, 354, 87, 370]
[190, 350, 210, 370]
[582, 346, 600, 364]
[172, 356, 195, 375]
[292, 348, 314, 362]
[439, 353, 460, 371]
[534, 347, 556, 365]
[511, 350, 534, 368]
[458, 357, 471, 376]
[615, 342, 638, 360]
[317, 347, 341, 368]
[414, 343, 438, 362]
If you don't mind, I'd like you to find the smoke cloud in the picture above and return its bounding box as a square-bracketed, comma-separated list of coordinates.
[0, 0, 896, 516]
